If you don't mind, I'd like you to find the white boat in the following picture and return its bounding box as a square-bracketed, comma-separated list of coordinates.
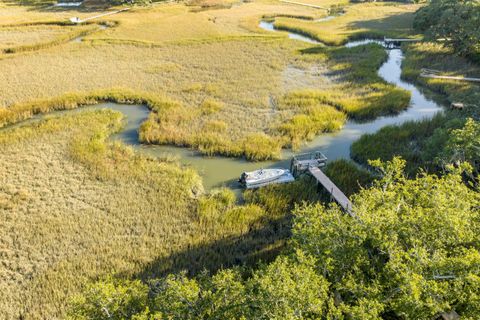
[239, 168, 289, 188]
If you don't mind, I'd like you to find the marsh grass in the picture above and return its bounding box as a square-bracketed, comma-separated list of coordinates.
[350, 41, 480, 174]
[275, 99, 346, 150]
[0, 110, 199, 319]
[0, 110, 314, 319]
[350, 114, 467, 175]
[298, 44, 411, 119]
[272, 2, 420, 46]
[402, 42, 480, 109]
[0, 88, 179, 128]
[0, 22, 100, 55]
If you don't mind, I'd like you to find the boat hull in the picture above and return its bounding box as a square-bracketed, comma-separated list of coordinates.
[240, 168, 293, 189]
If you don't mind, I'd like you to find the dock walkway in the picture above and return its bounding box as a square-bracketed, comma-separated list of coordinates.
[291, 151, 355, 217]
[308, 166, 354, 217]
[420, 68, 480, 83]
[70, 8, 130, 24]
[383, 37, 421, 49]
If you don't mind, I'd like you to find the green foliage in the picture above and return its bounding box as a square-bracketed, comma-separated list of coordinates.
[414, 0, 480, 60]
[70, 255, 330, 320]
[248, 254, 330, 319]
[70, 158, 480, 319]
[350, 114, 466, 175]
[440, 117, 480, 176]
[152, 273, 201, 319]
[293, 157, 480, 318]
[68, 277, 150, 320]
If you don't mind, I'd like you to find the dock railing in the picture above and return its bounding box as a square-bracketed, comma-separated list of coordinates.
[290, 151, 327, 176]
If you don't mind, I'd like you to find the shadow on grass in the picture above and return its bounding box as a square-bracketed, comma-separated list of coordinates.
[345, 12, 417, 40]
[135, 215, 292, 280]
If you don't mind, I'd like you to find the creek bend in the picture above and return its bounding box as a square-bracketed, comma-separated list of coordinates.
[12, 20, 444, 190]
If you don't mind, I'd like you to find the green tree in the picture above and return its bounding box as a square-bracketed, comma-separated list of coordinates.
[69, 158, 480, 319]
[293, 158, 480, 318]
[247, 254, 331, 319]
[414, 0, 480, 58]
[440, 117, 480, 176]
[68, 277, 150, 320]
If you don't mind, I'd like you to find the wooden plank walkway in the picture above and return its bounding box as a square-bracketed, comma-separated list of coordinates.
[279, 0, 329, 10]
[384, 37, 421, 43]
[420, 73, 480, 83]
[308, 166, 355, 218]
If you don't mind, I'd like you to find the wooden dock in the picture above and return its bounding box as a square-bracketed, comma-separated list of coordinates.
[70, 8, 130, 24]
[420, 70, 480, 83]
[308, 166, 355, 217]
[383, 37, 421, 49]
[291, 151, 355, 217]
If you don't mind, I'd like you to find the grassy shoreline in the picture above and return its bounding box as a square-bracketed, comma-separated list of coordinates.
[0, 21, 107, 56]
[1, 2, 451, 317]
[271, 2, 421, 46]
[0, 108, 323, 318]
[351, 42, 480, 174]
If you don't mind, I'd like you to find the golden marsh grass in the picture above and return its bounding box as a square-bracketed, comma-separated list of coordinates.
[273, 2, 421, 45]
[0, 110, 313, 319]
[0, 2, 430, 317]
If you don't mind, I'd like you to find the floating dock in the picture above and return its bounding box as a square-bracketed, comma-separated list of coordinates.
[241, 151, 355, 217]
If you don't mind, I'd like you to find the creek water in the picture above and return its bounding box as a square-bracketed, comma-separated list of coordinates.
[9, 19, 444, 190]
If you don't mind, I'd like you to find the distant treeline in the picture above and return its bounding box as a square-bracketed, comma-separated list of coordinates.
[414, 0, 480, 60]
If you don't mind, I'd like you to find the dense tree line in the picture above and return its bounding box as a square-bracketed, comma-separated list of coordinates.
[414, 0, 480, 59]
[68, 158, 480, 319]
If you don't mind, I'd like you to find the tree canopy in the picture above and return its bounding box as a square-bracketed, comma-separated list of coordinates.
[414, 0, 480, 59]
[68, 158, 480, 319]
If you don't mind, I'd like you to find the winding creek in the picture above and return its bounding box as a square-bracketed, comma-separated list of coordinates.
[9, 19, 444, 190]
